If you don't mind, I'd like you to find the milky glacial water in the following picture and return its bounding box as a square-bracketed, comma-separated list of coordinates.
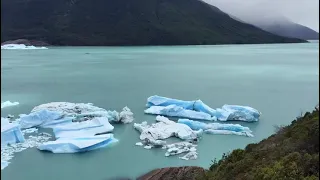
[1, 42, 319, 180]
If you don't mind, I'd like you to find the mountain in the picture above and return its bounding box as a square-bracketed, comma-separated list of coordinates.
[241, 15, 319, 40]
[139, 107, 319, 180]
[1, 0, 305, 46]
[205, 0, 319, 40]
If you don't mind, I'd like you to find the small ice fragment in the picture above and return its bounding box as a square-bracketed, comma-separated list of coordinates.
[135, 142, 143, 146]
[1, 101, 19, 109]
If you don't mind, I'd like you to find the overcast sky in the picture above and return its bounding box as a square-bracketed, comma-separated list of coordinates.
[203, 0, 319, 32]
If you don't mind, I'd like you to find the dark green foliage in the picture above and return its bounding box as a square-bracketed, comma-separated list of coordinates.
[1, 0, 306, 45]
[204, 108, 319, 180]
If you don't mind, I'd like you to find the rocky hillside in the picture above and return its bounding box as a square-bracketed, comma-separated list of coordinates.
[1, 0, 305, 46]
[139, 107, 319, 180]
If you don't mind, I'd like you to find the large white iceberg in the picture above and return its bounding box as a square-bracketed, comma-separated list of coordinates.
[38, 134, 118, 153]
[31, 102, 134, 124]
[1, 101, 19, 109]
[1, 119, 25, 145]
[145, 95, 260, 122]
[1, 44, 48, 50]
[52, 117, 114, 138]
[178, 119, 253, 137]
[134, 116, 202, 146]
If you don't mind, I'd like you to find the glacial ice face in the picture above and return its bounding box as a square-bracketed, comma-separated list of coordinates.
[1, 101, 19, 109]
[1, 123, 25, 145]
[1, 44, 48, 50]
[133, 116, 202, 145]
[178, 119, 253, 137]
[38, 134, 118, 153]
[145, 95, 261, 122]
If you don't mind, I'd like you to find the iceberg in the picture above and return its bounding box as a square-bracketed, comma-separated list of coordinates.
[145, 105, 215, 121]
[145, 95, 261, 122]
[52, 117, 114, 138]
[164, 142, 197, 157]
[31, 102, 134, 124]
[178, 119, 253, 137]
[1, 44, 48, 50]
[1, 101, 19, 109]
[18, 109, 67, 129]
[179, 151, 198, 160]
[1, 161, 9, 170]
[1, 132, 52, 170]
[1, 122, 25, 145]
[38, 134, 118, 153]
[134, 116, 202, 146]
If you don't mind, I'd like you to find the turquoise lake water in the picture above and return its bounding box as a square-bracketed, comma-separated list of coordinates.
[1, 42, 319, 180]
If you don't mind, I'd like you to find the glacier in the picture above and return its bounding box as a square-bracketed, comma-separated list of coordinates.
[1, 44, 48, 50]
[178, 119, 254, 137]
[1, 101, 19, 109]
[145, 95, 261, 122]
[38, 134, 118, 153]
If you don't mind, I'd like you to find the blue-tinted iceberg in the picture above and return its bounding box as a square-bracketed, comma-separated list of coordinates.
[144, 105, 215, 121]
[178, 119, 253, 137]
[1, 101, 19, 109]
[145, 95, 260, 122]
[18, 109, 66, 129]
[38, 134, 118, 153]
[1, 119, 25, 145]
[52, 117, 114, 138]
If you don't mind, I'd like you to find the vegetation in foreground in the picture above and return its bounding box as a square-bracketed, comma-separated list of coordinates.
[201, 107, 319, 180]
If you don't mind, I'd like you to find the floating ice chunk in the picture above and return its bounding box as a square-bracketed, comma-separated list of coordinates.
[1, 161, 9, 170]
[18, 109, 66, 129]
[135, 142, 143, 146]
[1, 117, 10, 125]
[147, 95, 216, 115]
[1, 101, 19, 109]
[179, 151, 198, 160]
[21, 128, 38, 134]
[164, 142, 197, 157]
[1, 133, 51, 169]
[178, 119, 253, 137]
[145, 105, 214, 121]
[119, 107, 134, 124]
[133, 116, 202, 146]
[1, 123, 25, 145]
[52, 117, 114, 138]
[1, 44, 48, 50]
[38, 134, 118, 153]
[144, 145, 153, 149]
[204, 129, 254, 137]
[31, 102, 134, 124]
[146, 96, 261, 122]
[220, 105, 260, 122]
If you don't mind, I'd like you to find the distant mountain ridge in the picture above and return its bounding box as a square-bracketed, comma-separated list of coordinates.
[1, 0, 305, 46]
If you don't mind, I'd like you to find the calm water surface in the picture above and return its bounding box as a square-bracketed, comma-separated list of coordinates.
[1, 43, 319, 180]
